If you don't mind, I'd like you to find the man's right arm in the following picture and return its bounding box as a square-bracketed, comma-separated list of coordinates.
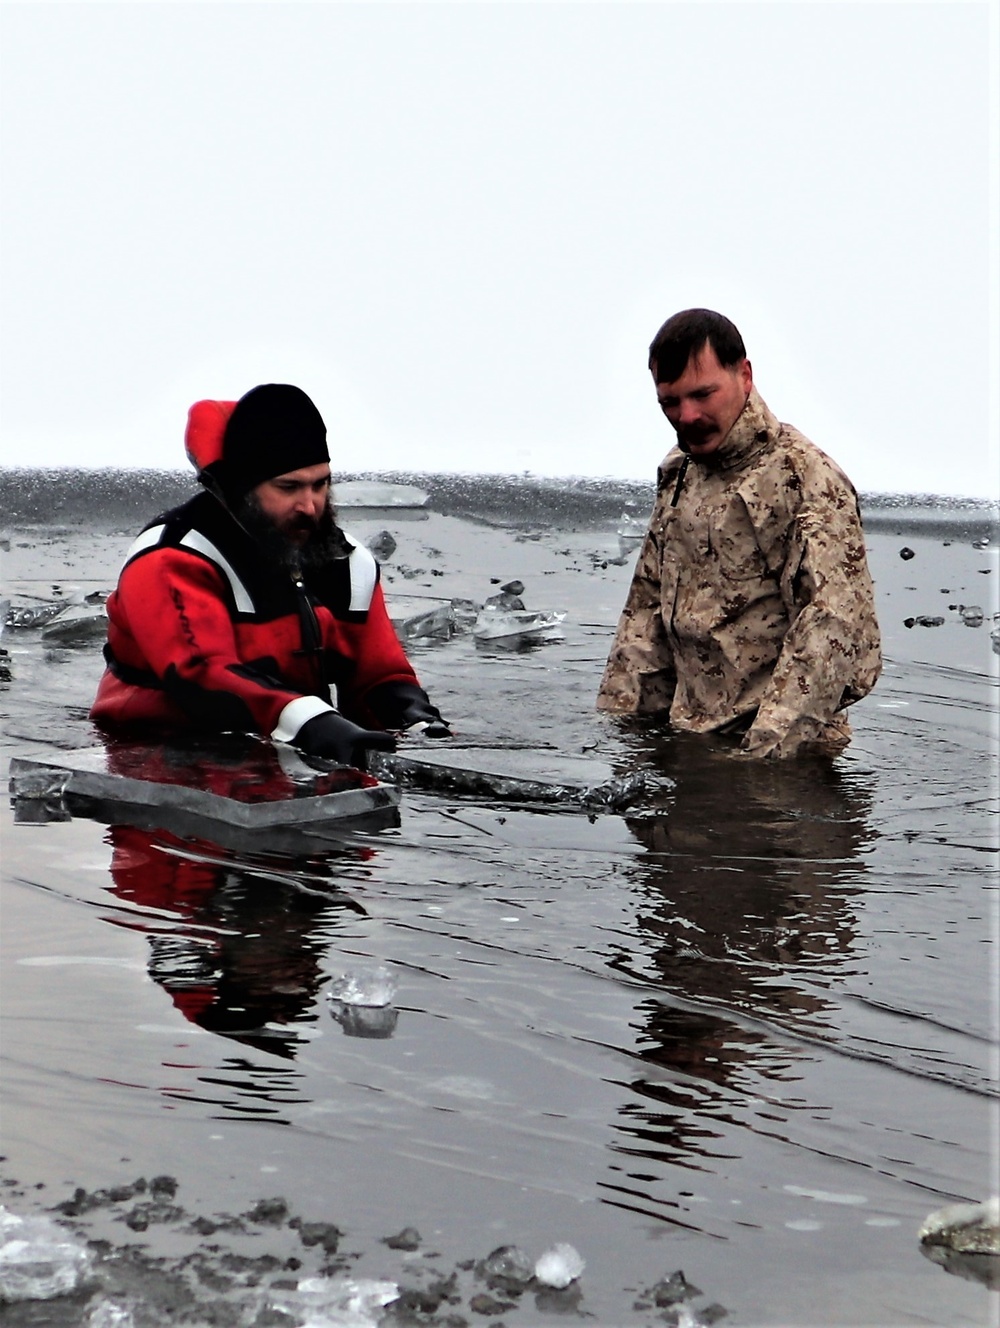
[597, 499, 676, 714]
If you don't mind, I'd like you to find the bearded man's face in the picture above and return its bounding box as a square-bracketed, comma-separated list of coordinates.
[238, 467, 345, 567]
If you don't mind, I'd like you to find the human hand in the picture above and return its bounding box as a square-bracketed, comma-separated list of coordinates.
[296, 711, 396, 767]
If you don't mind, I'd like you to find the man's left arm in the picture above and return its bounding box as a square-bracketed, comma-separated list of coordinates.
[742, 464, 882, 759]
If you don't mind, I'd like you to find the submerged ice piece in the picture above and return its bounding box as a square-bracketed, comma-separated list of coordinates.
[368, 745, 646, 812]
[9, 735, 400, 835]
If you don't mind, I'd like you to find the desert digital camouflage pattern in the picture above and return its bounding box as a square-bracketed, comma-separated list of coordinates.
[598, 388, 881, 758]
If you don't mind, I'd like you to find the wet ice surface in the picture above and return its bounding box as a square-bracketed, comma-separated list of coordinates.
[0, 485, 998, 1326]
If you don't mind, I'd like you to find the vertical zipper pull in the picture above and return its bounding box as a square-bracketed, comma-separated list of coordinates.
[670, 456, 690, 508]
[291, 564, 321, 654]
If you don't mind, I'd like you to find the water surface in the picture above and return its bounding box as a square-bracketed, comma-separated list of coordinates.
[1, 487, 997, 1325]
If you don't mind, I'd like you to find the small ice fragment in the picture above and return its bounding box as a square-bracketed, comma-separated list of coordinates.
[960, 604, 985, 627]
[534, 1242, 585, 1288]
[328, 965, 397, 1007]
[271, 1275, 399, 1328]
[651, 1269, 702, 1306]
[480, 1244, 533, 1287]
[88, 1300, 136, 1327]
[0, 1206, 93, 1302]
[919, 1196, 1000, 1254]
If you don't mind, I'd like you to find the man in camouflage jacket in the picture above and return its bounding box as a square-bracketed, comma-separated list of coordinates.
[598, 309, 881, 759]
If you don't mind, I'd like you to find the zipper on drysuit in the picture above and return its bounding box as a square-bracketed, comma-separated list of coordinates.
[290, 563, 332, 704]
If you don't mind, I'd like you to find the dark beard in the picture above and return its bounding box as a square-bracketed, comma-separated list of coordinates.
[235, 493, 351, 570]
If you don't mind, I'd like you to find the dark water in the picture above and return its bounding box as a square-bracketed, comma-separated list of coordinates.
[1, 479, 997, 1326]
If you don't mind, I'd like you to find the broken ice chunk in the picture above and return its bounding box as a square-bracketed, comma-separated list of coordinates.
[396, 602, 456, 642]
[0, 1206, 94, 1302]
[478, 1244, 534, 1288]
[41, 603, 108, 645]
[270, 1275, 399, 1326]
[534, 1242, 585, 1288]
[472, 607, 566, 645]
[919, 1197, 999, 1254]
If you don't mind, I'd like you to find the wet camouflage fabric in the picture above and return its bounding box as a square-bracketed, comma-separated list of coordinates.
[597, 388, 882, 758]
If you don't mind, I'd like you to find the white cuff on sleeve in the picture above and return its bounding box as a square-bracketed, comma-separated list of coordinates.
[271, 695, 336, 744]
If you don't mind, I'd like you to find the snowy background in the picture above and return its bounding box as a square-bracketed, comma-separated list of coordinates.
[0, 2, 995, 497]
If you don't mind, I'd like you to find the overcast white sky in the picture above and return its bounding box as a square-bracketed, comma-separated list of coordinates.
[1, 2, 996, 496]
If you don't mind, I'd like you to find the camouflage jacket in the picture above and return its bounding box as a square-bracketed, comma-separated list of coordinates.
[597, 388, 881, 758]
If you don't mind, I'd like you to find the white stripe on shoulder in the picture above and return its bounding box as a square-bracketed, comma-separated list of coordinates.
[178, 529, 255, 614]
[340, 530, 377, 613]
[125, 524, 166, 564]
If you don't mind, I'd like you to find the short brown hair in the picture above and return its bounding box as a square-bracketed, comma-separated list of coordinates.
[649, 309, 746, 383]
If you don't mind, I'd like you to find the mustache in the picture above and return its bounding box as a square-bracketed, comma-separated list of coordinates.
[235, 494, 349, 567]
[677, 422, 714, 442]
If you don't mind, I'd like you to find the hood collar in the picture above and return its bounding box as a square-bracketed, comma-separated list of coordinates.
[703, 386, 777, 472]
[660, 386, 779, 478]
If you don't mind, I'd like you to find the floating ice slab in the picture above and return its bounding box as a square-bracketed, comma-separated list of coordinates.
[40, 603, 108, 645]
[336, 480, 428, 509]
[9, 736, 400, 832]
[369, 744, 646, 812]
[472, 607, 566, 644]
[391, 599, 457, 642]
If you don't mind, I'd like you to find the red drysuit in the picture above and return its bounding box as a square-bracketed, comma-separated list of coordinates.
[91, 488, 426, 740]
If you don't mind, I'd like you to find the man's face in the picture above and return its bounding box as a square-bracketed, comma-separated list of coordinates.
[654, 342, 753, 458]
[252, 463, 332, 545]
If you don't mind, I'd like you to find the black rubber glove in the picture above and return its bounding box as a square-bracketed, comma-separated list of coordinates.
[295, 711, 396, 767]
[364, 681, 452, 737]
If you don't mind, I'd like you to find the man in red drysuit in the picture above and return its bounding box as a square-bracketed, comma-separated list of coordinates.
[92, 383, 449, 766]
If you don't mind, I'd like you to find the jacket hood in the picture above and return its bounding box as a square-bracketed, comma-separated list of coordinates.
[185, 400, 237, 478]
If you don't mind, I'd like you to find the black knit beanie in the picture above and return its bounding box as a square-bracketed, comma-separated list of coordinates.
[220, 384, 330, 496]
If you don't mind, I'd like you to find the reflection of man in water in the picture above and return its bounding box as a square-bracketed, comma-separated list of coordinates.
[92, 384, 449, 768]
[602, 734, 874, 1222]
[599, 309, 881, 758]
[107, 824, 367, 1059]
